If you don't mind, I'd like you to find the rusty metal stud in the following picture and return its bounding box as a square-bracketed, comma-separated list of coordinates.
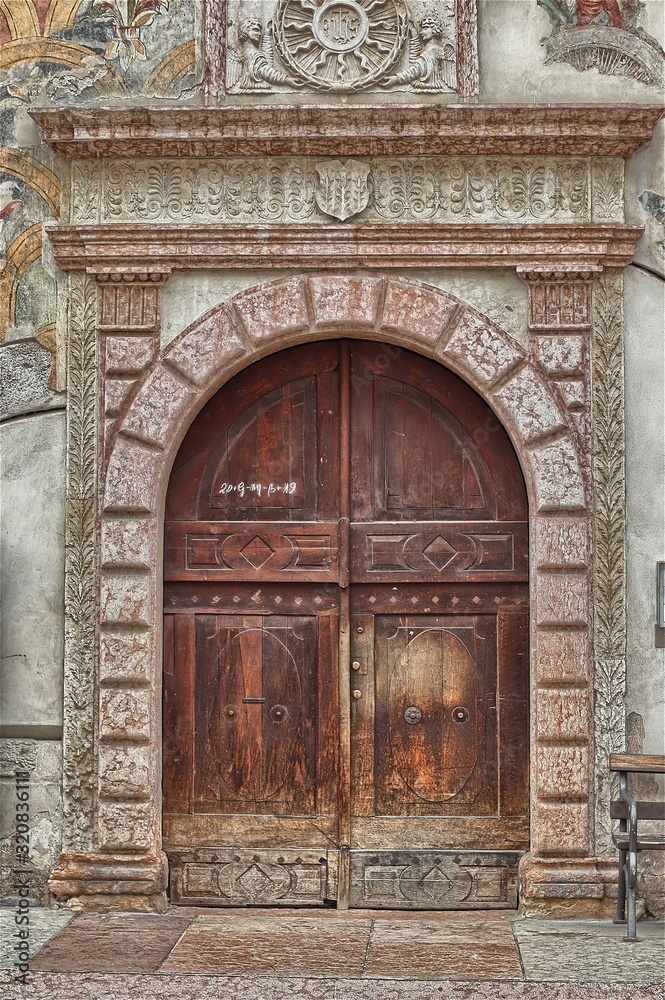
[352, 689, 362, 699]
[404, 706, 422, 725]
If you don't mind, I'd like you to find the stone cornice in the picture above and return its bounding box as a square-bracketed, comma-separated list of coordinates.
[46, 222, 643, 272]
[31, 104, 664, 159]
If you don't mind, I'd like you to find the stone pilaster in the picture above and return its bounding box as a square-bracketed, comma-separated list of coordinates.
[50, 267, 171, 911]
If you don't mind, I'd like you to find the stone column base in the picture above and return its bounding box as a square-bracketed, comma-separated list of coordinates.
[519, 853, 618, 918]
[48, 852, 168, 912]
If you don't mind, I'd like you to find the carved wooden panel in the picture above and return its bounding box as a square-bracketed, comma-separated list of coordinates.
[372, 615, 496, 815]
[350, 342, 527, 524]
[349, 851, 519, 909]
[166, 341, 340, 523]
[165, 521, 339, 582]
[168, 848, 338, 906]
[351, 521, 528, 582]
[163, 613, 339, 821]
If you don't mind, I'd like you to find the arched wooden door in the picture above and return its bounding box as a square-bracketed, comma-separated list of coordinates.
[163, 341, 529, 909]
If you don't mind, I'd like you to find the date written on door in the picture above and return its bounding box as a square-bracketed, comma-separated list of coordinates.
[217, 482, 298, 498]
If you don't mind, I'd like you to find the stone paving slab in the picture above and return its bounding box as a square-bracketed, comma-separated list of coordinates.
[0, 971, 662, 1000]
[30, 912, 196, 973]
[159, 912, 373, 976]
[364, 912, 522, 980]
[513, 918, 665, 983]
[0, 907, 72, 969]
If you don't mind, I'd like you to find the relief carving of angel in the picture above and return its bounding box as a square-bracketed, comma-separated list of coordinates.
[228, 17, 303, 92]
[384, 14, 457, 92]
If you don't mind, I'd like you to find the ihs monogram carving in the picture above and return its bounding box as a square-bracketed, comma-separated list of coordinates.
[273, 0, 408, 90]
[314, 158, 371, 220]
[226, 0, 462, 93]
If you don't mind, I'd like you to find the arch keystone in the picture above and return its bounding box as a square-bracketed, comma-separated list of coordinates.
[309, 275, 383, 329]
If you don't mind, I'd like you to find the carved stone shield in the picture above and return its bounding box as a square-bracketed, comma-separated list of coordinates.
[314, 159, 371, 221]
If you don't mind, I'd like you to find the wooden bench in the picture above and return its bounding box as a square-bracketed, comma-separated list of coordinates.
[610, 753, 665, 941]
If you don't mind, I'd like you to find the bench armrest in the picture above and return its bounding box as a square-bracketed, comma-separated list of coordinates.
[619, 771, 638, 854]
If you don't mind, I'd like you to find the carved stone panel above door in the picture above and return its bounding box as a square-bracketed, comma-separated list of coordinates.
[214, 0, 478, 96]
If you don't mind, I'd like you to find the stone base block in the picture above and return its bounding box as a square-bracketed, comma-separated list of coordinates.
[519, 853, 619, 918]
[48, 852, 168, 912]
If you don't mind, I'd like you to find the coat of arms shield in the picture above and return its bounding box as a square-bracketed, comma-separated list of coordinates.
[314, 159, 371, 221]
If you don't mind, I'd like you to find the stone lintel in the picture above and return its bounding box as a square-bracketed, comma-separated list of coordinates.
[46, 223, 644, 273]
[30, 104, 665, 159]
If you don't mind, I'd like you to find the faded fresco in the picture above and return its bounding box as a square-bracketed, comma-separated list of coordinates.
[538, 0, 665, 87]
[0, 0, 199, 417]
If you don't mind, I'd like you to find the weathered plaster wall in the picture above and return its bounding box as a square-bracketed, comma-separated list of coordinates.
[479, 0, 665, 103]
[0, 410, 66, 731]
[0, 740, 62, 905]
[624, 265, 665, 755]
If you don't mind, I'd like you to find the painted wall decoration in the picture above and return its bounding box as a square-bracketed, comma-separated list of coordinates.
[537, 0, 665, 87]
[0, 0, 198, 417]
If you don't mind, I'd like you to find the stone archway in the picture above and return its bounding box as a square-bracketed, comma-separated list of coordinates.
[52, 274, 595, 911]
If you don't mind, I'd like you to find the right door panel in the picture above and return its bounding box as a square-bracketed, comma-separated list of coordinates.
[347, 342, 529, 908]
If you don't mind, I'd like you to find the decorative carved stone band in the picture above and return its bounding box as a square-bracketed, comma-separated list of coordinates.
[69, 156, 624, 226]
[30, 104, 665, 159]
[47, 223, 643, 272]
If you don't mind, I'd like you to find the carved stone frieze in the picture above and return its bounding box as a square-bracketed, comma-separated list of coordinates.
[59, 273, 98, 856]
[591, 268, 627, 857]
[221, 0, 475, 95]
[69, 156, 624, 226]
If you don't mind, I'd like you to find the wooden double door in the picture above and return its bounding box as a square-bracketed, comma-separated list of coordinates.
[163, 340, 529, 909]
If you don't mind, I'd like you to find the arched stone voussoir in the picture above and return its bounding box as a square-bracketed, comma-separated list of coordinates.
[104, 436, 164, 514]
[163, 302, 251, 389]
[490, 363, 569, 448]
[121, 366, 197, 451]
[377, 278, 459, 349]
[232, 276, 311, 345]
[437, 306, 526, 388]
[308, 274, 384, 330]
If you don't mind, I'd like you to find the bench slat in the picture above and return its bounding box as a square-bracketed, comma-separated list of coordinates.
[612, 833, 665, 851]
[610, 753, 665, 774]
[610, 801, 665, 820]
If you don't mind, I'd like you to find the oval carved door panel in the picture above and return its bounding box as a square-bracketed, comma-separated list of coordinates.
[163, 340, 529, 908]
[387, 626, 481, 803]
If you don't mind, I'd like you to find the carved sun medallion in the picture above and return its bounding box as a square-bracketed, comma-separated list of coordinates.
[273, 0, 409, 90]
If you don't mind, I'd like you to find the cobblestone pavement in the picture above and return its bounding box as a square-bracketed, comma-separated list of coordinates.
[0, 907, 662, 999]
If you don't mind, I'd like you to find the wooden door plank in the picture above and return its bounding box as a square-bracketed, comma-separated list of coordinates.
[350, 816, 530, 851]
[498, 611, 530, 818]
[163, 813, 339, 848]
[162, 613, 195, 813]
[350, 614, 375, 816]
